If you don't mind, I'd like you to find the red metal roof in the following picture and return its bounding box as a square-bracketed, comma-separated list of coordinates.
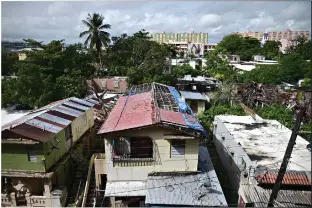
[98, 89, 200, 134]
[98, 92, 156, 134]
[256, 171, 311, 186]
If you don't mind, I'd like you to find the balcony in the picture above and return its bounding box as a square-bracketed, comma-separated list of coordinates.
[111, 137, 156, 167]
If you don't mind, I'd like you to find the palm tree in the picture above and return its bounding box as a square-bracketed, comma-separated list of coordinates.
[79, 13, 111, 69]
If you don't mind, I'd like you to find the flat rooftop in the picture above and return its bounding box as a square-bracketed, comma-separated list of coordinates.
[215, 115, 311, 172]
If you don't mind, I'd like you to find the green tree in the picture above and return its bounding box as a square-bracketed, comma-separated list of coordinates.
[172, 64, 199, 78]
[2, 40, 96, 108]
[263, 40, 281, 60]
[79, 13, 111, 69]
[216, 34, 244, 55]
[279, 54, 310, 83]
[242, 64, 282, 84]
[1, 48, 18, 76]
[286, 36, 311, 60]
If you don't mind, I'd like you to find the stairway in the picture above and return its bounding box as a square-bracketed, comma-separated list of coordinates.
[66, 166, 87, 206]
[85, 166, 96, 207]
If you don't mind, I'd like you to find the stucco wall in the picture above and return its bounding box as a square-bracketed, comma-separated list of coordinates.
[185, 99, 205, 114]
[1, 143, 45, 172]
[44, 129, 67, 171]
[71, 108, 94, 143]
[213, 118, 252, 191]
[100, 126, 199, 182]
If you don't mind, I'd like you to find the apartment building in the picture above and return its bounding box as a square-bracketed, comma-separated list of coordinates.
[94, 82, 227, 207]
[212, 115, 311, 206]
[1, 97, 96, 207]
[233, 29, 310, 53]
[150, 32, 208, 44]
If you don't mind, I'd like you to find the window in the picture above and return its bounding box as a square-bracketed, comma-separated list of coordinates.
[28, 152, 37, 162]
[171, 140, 185, 158]
[113, 80, 119, 88]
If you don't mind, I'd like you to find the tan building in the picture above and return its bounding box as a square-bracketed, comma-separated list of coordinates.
[150, 32, 208, 44]
[233, 29, 310, 41]
[233, 29, 310, 53]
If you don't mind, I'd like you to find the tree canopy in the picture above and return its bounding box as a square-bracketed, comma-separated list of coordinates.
[2, 39, 96, 108]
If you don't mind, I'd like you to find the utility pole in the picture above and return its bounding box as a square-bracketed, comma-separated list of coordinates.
[267, 106, 305, 207]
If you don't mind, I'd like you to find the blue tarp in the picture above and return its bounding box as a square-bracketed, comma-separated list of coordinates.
[168, 86, 207, 137]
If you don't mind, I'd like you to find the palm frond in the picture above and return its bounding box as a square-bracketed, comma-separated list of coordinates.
[99, 24, 111, 30]
[82, 20, 93, 29]
[84, 34, 92, 46]
[79, 30, 91, 38]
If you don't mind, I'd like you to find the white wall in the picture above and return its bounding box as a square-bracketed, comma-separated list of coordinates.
[213, 118, 252, 191]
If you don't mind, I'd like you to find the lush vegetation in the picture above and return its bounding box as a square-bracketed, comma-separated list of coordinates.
[2, 40, 96, 108]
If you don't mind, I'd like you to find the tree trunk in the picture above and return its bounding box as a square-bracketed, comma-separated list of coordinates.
[98, 51, 102, 70]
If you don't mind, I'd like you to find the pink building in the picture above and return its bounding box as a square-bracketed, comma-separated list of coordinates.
[87, 77, 128, 94]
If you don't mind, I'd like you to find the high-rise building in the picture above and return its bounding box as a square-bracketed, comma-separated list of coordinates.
[233, 29, 310, 42]
[150, 32, 208, 44]
[233, 29, 310, 53]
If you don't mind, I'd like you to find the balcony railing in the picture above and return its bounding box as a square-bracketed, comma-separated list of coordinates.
[29, 195, 47, 207]
[111, 151, 154, 167]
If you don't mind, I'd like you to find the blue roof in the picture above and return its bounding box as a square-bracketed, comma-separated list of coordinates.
[180, 91, 206, 100]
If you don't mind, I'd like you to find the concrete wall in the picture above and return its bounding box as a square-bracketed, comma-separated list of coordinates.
[2, 143, 46, 172]
[97, 126, 199, 182]
[185, 99, 205, 114]
[18, 53, 27, 61]
[71, 108, 94, 143]
[213, 118, 252, 191]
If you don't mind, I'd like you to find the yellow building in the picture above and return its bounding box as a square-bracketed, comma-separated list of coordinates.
[94, 83, 212, 207]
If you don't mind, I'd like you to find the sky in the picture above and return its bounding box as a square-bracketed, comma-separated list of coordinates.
[1, 1, 311, 44]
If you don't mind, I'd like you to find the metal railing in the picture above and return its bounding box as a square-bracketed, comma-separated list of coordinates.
[81, 154, 96, 207]
[111, 151, 154, 167]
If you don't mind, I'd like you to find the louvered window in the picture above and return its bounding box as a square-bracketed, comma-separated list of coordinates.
[171, 140, 185, 158]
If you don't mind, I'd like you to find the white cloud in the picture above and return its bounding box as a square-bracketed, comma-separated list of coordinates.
[198, 14, 222, 27]
[1, 1, 311, 44]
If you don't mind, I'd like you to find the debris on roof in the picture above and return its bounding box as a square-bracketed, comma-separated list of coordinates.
[98, 82, 206, 136]
[105, 181, 146, 197]
[214, 115, 311, 172]
[145, 171, 227, 207]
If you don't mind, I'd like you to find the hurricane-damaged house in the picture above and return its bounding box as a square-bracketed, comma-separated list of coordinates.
[213, 115, 311, 207]
[94, 83, 227, 207]
[86, 77, 128, 94]
[1, 97, 97, 207]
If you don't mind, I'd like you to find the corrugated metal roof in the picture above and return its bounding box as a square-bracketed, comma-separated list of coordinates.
[98, 83, 204, 135]
[37, 113, 71, 126]
[63, 101, 90, 111]
[256, 171, 311, 186]
[105, 181, 146, 197]
[53, 105, 83, 117]
[145, 172, 227, 207]
[240, 184, 311, 207]
[180, 91, 207, 100]
[2, 97, 92, 143]
[25, 118, 63, 133]
[9, 123, 54, 142]
[70, 97, 95, 107]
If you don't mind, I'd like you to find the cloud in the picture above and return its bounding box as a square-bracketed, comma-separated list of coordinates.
[1, 1, 311, 44]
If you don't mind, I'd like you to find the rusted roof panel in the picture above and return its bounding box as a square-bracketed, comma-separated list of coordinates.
[256, 171, 311, 186]
[8, 123, 53, 142]
[25, 118, 63, 133]
[37, 113, 71, 126]
[45, 110, 76, 121]
[53, 105, 83, 117]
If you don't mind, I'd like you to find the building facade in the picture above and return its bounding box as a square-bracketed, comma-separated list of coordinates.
[94, 83, 227, 207]
[1, 97, 97, 207]
[150, 32, 208, 44]
[233, 29, 310, 53]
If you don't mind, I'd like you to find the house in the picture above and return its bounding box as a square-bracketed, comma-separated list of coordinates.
[1, 97, 97, 207]
[279, 82, 296, 91]
[212, 115, 311, 206]
[180, 91, 207, 114]
[252, 55, 265, 62]
[176, 75, 221, 93]
[94, 82, 227, 207]
[86, 77, 128, 94]
[17, 48, 43, 61]
[227, 55, 240, 63]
